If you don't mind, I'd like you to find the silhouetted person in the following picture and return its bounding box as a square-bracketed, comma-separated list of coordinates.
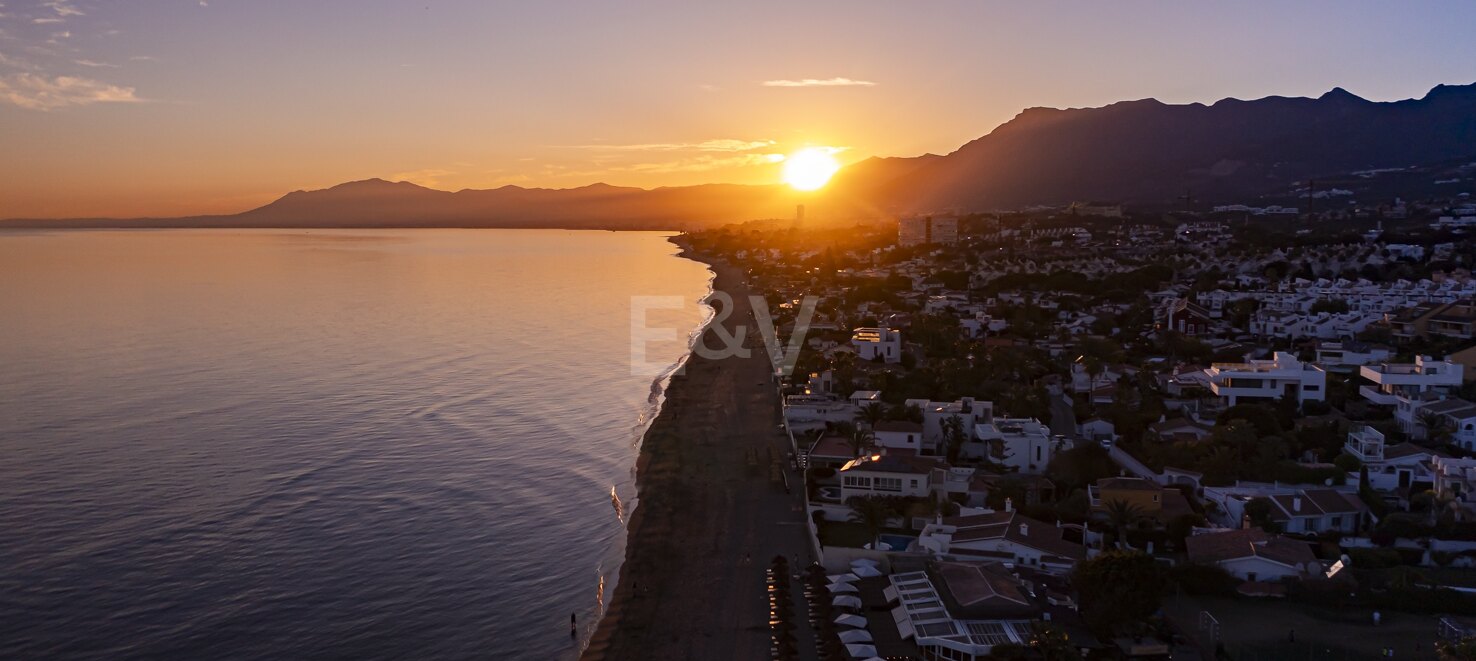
[570, 612, 576, 637]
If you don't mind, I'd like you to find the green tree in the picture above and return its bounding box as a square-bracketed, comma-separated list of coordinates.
[941, 414, 968, 464]
[1072, 551, 1167, 636]
[847, 496, 894, 550]
[1027, 621, 1081, 660]
[855, 401, 887, 429]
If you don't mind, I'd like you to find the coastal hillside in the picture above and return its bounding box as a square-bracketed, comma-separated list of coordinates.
[228, 179, 804, 229]
[830, 82, 1476, 211]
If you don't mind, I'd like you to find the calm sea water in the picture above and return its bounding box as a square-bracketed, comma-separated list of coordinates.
[0, 229, 713, 660]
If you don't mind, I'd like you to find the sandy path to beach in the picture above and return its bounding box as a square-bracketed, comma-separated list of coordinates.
[581, 252, 818, 661]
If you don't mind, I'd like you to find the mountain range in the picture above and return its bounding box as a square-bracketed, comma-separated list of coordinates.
[8, 82, 1475, 229]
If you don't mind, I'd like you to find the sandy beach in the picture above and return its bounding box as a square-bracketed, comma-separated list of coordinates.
[580, 239, 817, 661]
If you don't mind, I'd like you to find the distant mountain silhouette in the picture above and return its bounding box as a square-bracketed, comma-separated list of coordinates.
[7, 82, 1474, 228]
[837, 82, 1476, 211]
[230, 179, 804, 229]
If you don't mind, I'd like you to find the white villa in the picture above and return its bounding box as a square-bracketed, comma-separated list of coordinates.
[1344, 425, 1438, 493]
[906, 397, 995, 455]
[1203, 352, 1327, 407]
[1185, 528, 1319, 582]
[915, 511, 1085, 575]
[1433, 456, 1476, 519]
[852, 326, 902, 363]
[969, 418, 1063, 474]
[1421, 398, 1476, 450]
[838, 454, 935, 501]
[873, 420, 926, 453]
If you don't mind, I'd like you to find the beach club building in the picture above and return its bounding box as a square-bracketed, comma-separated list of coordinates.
[871, 561, 1091, 661]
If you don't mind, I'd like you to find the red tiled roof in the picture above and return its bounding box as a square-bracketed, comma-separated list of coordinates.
[1186, 528, 1317, 567]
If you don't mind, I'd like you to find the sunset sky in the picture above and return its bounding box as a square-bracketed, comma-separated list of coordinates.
[3, 0, 1476, 218]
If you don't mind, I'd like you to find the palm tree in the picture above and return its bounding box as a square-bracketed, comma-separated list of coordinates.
[1419, 410, 1457, 447]
[1103, 499, 1145, 547]
[855, 402, 887, 429]
[846, 427, 876, 459]
[848, 497, 894, 550]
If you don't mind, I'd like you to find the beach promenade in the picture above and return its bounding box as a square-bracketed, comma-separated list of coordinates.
[581, 250, 818, 661]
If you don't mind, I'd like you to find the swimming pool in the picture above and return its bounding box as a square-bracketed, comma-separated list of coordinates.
[877, 534, 916, 552]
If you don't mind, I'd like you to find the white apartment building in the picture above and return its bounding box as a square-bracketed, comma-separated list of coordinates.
[851, 326, 902, 363]
[1203, 352, 1327, 407]
[1359, 356, 1464, 438]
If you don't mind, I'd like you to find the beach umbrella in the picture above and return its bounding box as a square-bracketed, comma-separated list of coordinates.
[844, 643, 878, 658]
[827, 582, 859, 594]
[834, 613, 868, 628]
[851, 564, 883, 578]
[849, 558, 880, 569]
[827, 573, 860, 584]
[832, 595, 863, 609]
[838, 629, 873, 643]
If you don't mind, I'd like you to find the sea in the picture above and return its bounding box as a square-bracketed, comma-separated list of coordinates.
[0, 229, 715, 660]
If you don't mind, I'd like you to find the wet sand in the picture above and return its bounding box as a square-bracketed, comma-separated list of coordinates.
[580, 240, 817, 660]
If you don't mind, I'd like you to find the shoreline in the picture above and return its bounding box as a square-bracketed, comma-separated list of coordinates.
[580, 236, 815, 660]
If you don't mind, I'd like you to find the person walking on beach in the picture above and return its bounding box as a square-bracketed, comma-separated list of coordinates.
[569, 612, 576, 638]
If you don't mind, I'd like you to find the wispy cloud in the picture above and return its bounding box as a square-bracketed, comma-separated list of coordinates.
[73, 58, 117, 68]
[761, 77, 876, 88]
[0, 72, 143, 110]
[562, 139, 776, 152]
[389, 168, 455, 187]
[613, 153, 786, 174]
[42, 1, 83, 18]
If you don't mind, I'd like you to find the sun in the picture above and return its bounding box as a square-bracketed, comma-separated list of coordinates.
[781, 147, 841, 191]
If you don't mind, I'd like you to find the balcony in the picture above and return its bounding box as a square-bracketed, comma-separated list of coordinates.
[1360, 385, 1399, 406]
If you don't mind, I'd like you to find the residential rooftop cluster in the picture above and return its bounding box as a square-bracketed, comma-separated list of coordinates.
[684, 194, 1476, 658]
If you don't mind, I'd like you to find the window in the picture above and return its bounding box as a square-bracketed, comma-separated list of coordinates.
[843, 476, 872, 489]
[875, 477, 903, 492]
[910, 479, 920, 488]
[1303, 385, 1320, 392]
